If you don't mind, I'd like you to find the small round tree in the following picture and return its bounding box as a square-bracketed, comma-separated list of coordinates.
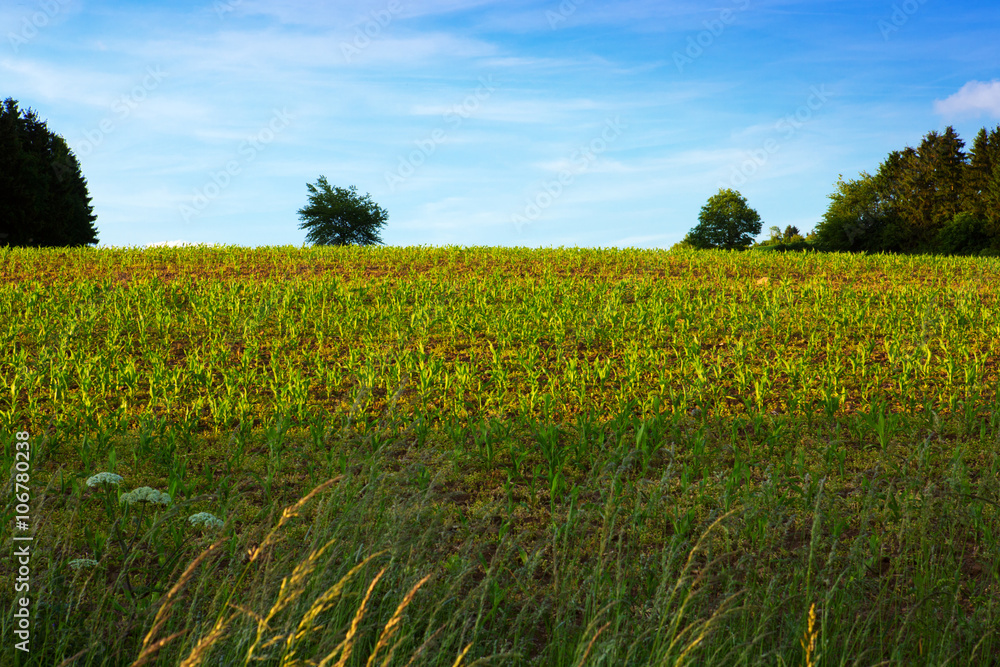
[685, 188, 762, 250]
[297, 176, 388, 246]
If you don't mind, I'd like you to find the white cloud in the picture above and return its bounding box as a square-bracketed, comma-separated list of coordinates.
[0, 59, 122, 107]
[933, 80, 1000, 118]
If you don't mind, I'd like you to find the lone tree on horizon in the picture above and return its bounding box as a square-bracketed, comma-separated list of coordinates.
[684, 188, 762, 250]
[0, 97, 99, 248]
[297, 176, 388, 247]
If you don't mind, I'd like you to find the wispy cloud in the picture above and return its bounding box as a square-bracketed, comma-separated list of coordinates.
[0, 59, 125, 107]
[7, 0, 999, 250]
[231, 0, 500, 25]
[933, 80, 1000, 119]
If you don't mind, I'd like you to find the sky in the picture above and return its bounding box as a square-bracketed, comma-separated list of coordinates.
[3, 0, 1000, 250]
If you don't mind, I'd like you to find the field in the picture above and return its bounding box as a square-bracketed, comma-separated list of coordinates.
[1, 244, 999, 666]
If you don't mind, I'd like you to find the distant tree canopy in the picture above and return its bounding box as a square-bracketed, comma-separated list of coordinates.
[683, 188, 762, 250]
[0, 97, 99, 247]
[762, 225, 804, 245]
[297, 176, 388, 247]
[811, 172, 899, 253]
[813, 125, 1000, 256]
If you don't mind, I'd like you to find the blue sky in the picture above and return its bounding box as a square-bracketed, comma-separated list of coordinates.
[3, 0, 1000, 250]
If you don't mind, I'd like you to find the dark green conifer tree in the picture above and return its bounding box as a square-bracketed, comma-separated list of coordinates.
[963, 126, 1000, 235]
[877, 127, 967, 252]
[0, 97, 99, 247]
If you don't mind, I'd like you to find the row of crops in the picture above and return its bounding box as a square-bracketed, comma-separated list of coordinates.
[1, 244, 998, 666]
[3, 245, 999, 436]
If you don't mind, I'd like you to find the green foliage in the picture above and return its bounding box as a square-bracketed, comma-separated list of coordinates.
[297, 176, 388, 246]
[936, 212, 991, 256]
[754, 239, 815, 253]
[878, 127, 968, 250]
[670, 237, 697, 251]
[979, 244, 1000, 257]
[962, 127, 1000, 228]
[812, 172, 898, 253]
[820, 125, 1000, 256]
[758, 225, 807, 249]
[0, 97, 99, 247]
[782, 225, 802, 242]
[685, 188, 762, 250]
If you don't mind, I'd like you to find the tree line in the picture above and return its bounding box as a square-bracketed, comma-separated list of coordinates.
[812, 125, 1000, 256]
[679, 125, 1000, 257]
[3, 95, 998, 257]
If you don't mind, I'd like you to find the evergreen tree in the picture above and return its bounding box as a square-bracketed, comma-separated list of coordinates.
[878, 127, 966, 252]
[963, 126, 1000, 235]
[0, 98, 99, 247]
[807, 124, 1000, 255]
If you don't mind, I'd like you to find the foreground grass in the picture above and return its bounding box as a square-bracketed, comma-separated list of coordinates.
[1, 245, 999, 665]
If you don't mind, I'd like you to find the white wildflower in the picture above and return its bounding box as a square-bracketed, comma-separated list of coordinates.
[120, 487, 171, 506]
[68, 558, 99, 570]
[86, 472, 124, 488]
[188, 512, 224, 530]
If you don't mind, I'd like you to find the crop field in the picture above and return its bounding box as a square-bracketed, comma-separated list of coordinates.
[2, 244, 999, 666]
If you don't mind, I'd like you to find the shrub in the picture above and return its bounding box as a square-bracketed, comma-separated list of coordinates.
[936, 212, 991, 256]
[753, 239, 816, 253]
